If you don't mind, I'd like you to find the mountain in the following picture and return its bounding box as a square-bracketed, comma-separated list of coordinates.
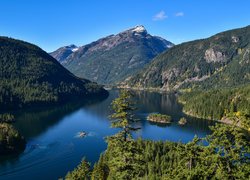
[125, 25, 250, 91]
[50, 44, 79, 63]
[50, 25, 174, 85]
[0, 37, 108, 110]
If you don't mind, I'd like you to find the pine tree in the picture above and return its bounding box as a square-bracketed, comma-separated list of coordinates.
[110, 89, 138, 141]
[65, 158, 91, 180]
[207, 123, 250, 179]
[91, 154, 109, 180]
[105, 134, 145, 179]
[103, 90, 144, 179]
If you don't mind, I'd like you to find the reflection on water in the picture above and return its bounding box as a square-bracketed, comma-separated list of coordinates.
[13, 96, 108, 139]
[0, 90, 215, 180]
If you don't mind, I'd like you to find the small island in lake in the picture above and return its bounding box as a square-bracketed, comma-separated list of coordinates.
[147, 113, 172, 124]
[178, 117, 187, 126]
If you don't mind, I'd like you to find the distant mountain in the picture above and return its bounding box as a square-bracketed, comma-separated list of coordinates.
[0, 37, 107, 110]
[125, 25, 250, 91]
[50, 44, 79, 63]
[50, 25, 174, 84]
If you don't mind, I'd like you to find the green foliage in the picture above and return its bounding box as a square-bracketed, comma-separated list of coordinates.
[127, 25, 250, 90]
[178, 117, 187, 125]
[101, 135, 145, 179]
[0, 123, 26, 154]
[110, 90, 138, 141]
[65, 158, 91, 180]
[91, 154, 109, 180]
[0, 113, 15, 123]
[179, 84, 250, 128]
[90, 124, 249, 179]
[0, 36, 107, 110]
[147, 113, 172, 124]
[66, 89, 250, 180]
[206, 124, 250, 179]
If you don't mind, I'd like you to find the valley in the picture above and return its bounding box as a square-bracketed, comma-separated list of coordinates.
[0, 2, 249, 178]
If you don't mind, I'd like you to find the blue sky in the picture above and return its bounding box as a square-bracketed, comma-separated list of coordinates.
[0, 0, 249, 52]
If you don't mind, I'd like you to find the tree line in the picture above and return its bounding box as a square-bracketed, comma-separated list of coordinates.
[65, 90, 250, 179]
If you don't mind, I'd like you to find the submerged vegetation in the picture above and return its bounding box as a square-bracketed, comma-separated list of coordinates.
[66, 90, 250, 179]
[147, 113, 172, 124]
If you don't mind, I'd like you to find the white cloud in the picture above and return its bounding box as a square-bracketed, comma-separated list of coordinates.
[153, 11, 168, 21]
[175, 12, 184, 17]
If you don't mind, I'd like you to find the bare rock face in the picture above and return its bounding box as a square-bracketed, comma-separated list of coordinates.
[232, 36, 239, 43]
[49, 44, 78, 63]
[161, 68, 180, 89]
[242, 49, 250, 64]
[204, 48, 226, 63]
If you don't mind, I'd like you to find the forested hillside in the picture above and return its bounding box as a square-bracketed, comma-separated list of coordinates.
[179, 84, 250, 127]
[0, 37, 107, 110]
[125, 25, 250, 91]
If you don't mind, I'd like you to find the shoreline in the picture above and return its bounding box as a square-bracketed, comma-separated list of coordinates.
[182, 109, 244, 128]
[112, 86, 248, 130]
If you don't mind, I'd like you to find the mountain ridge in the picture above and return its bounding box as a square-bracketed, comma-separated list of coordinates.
[50, 25, 174, 85]
[124, 25, 250, 90]
[0, 36, 108, 110]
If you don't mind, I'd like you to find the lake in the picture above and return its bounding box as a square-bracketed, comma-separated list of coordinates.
[0, 90, 215, 180]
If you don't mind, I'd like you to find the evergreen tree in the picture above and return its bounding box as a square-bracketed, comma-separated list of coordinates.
[105, 133, 145, 179]
[110, 89, 138, 141]
[66, 90, 250, 180]
[207, 123, 250, 179]
[91, 154, 109, 180]
[65, 158, 91, 180]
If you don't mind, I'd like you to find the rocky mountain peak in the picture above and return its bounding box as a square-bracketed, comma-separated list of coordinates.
[120, 25, 148, 36]
[65, 44, 77, 49]
[131, 25, 147, 33]
[50, 25, 174, 84]
[64, 44, 79, 52]
[50, 44, 79, 62]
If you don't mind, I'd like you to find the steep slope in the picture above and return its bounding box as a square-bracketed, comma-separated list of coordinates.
[0, 37, 107, 110]
[125, 25, 250, 90]
[50, 25, 174, 85]
[49, 44, 78, 63]
[179, 84, 250, 123]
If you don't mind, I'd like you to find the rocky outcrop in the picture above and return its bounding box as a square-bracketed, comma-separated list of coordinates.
[232, 36, 239, 43]
[126, 25, 250, 90]
[204, 48, 226, 63]
[243, 49, 250, 63]
[49, 44, 78, 63]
